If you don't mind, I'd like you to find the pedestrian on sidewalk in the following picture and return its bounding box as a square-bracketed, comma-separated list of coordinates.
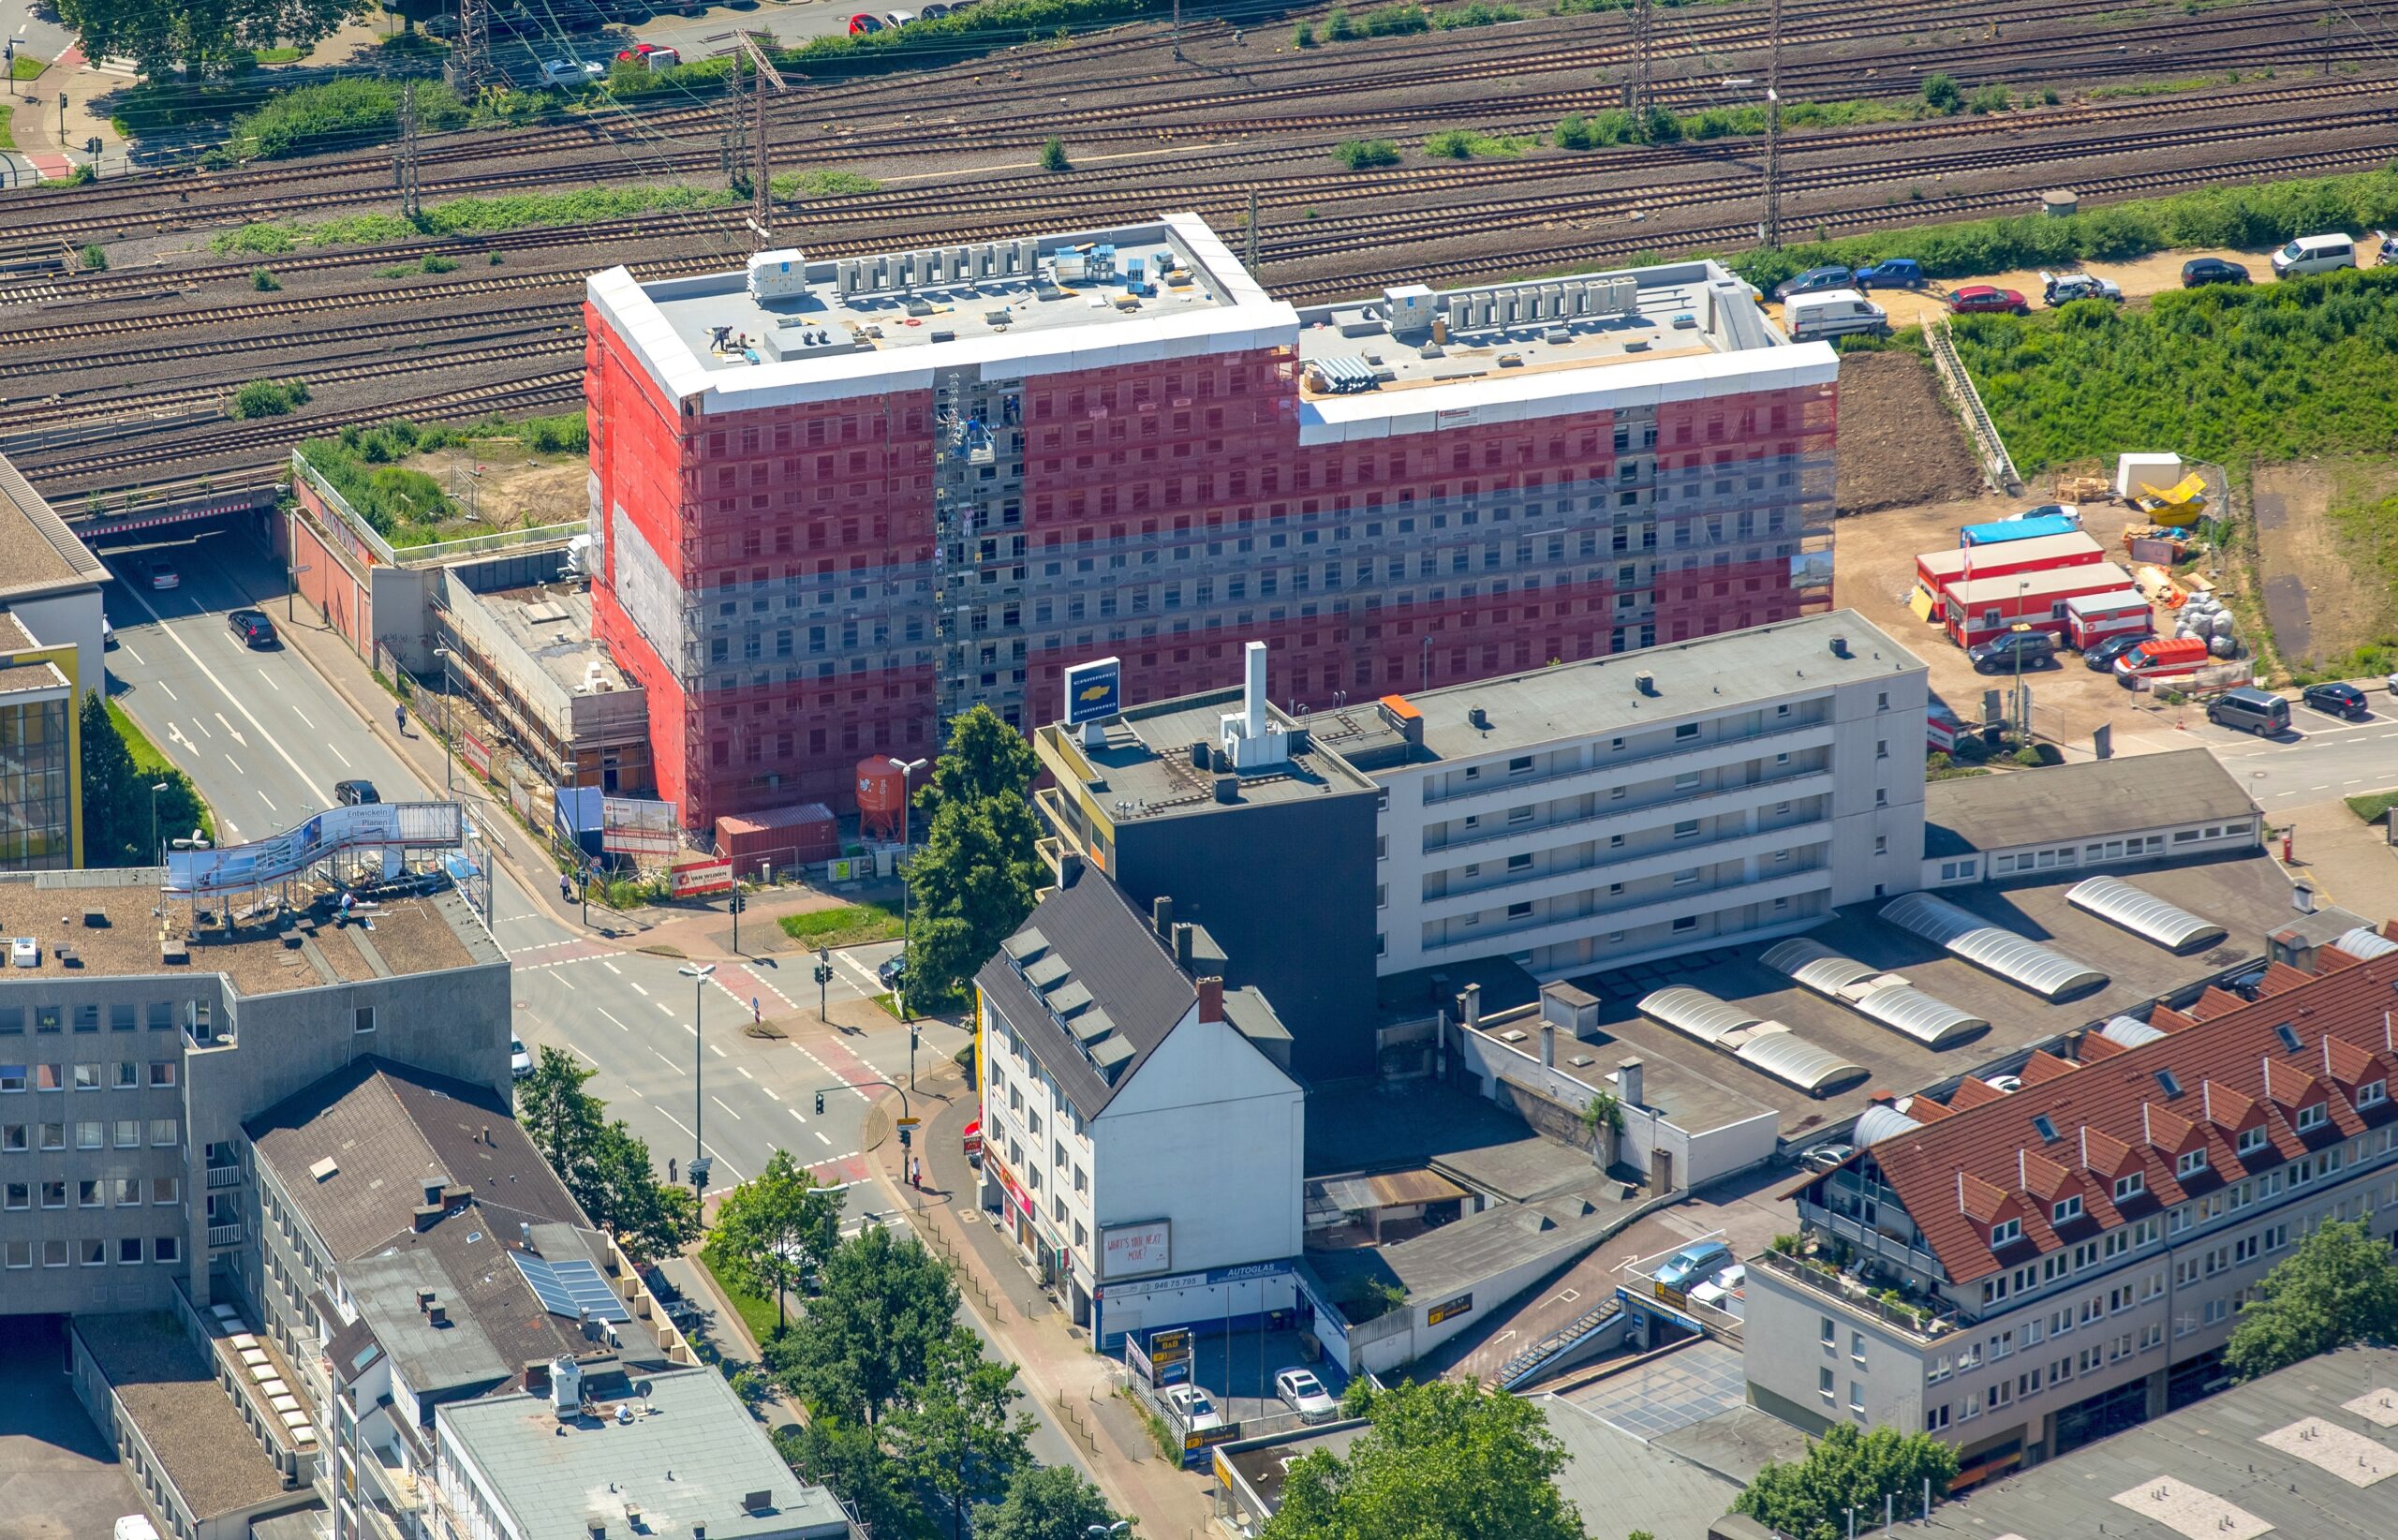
[394, 704, 407, 736]
[669, 1156, 677, 1184]
[558, 871, 571, 902]
[910, 1155, 922, 1190]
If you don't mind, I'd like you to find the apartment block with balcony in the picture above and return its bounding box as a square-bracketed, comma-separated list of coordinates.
[0, 870, 507, 1319]
[1746, 923, 2398, 1486]
[1341, 611, 1926, 981]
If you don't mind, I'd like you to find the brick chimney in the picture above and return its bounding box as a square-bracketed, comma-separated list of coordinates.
[1196, 976, 1224, 1024]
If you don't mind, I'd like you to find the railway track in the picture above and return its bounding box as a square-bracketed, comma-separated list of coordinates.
[7, 71, 2383, 311]
[0, 0, 2319, 244]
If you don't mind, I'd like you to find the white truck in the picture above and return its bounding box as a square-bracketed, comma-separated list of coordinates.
[1781, 289, 1890, 344]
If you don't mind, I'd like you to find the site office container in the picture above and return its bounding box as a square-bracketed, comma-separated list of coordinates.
[1915, 531, 2106, 604]
[2112, 634, 2211, 686]
[1942, 562, 2134, 647]
[2064, 590, 2154, 650]
[1958, 511, 2080, 546]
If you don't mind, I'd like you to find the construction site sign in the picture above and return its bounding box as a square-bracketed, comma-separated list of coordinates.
[669, 860, 734, 898]
[459, 729, 494, 781]
[600, 795, 679, 858]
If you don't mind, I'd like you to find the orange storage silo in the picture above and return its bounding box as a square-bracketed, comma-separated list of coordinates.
[856, 756, 908, 842]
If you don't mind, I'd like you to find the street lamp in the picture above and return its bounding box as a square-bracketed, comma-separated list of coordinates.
[888, 756, 927, 1029]
[148, 782, 169, 865]
[432, 646, 455, 795]
[680, 962, 717, 1205]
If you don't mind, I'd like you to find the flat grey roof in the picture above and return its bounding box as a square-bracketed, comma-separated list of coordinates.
[1294, 259, 1769, 395]
[1557, 851, 2296, 1134]
[1926, 747, 2258, 853]
[1375, 612, 1920, 766]
[1311, 1176, 1631, 1302]
[460, 584, 629, 694]
[1221, 1424, 1369, 1514]
[344, 1251, 511, 1392]
[1539, 1391, 1745, 1540]
[75, 1313, 293, 1522]
[1044, 689, 1382, 822]
[0, 452, 108, 600]
[1466, 1017, 1776, 1139]
[647, 222, 1230, 375]
[437, 1370, 851, 1540]
[1923, 1344, 2398, 1540]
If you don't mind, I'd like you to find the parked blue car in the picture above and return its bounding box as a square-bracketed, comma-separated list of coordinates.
[1654, 1241, 1735, 1291]
[1853, 258, 1925, 290]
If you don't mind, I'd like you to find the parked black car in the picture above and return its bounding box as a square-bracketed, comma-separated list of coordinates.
[2083, 634, 2147, 672]
[335, 780, 380, 806]
[2302, 681, 2371, 719]
[2181, 257, 2251, 289]
[1967, 630, 2056, 674]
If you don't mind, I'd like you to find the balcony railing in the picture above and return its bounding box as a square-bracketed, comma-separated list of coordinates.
[1428, 766, 1831, 855]
[1755, 1249, 1957, 1343]
[1798, 1202, 1949, 1282]
[207, 1164, 243, 1189]
[208, 1222, 244, 1248]
[1423, 713, 1828, 806]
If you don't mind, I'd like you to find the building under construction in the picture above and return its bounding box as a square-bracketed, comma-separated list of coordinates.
[583, 214, 1839, 828]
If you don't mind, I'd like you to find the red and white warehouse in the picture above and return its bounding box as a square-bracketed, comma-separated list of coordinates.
[584, 214, 1841, 829]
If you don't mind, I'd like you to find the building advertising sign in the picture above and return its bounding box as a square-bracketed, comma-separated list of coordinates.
[1100, 1219, 1172, 1281]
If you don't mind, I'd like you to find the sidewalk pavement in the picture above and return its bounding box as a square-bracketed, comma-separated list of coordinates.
[867, 1058, 1217, 1534]
[2275, 799, 2398, 915]
[12, 44, 85, 180]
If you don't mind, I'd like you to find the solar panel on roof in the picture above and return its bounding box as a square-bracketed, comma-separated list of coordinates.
[509, 1251, 630, 1324]
[2066, 876, 2228, 954]
[1879, 892, 2109, 1001]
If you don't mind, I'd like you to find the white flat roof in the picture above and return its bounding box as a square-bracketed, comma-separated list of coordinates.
[1918, 531, 2106, 577]
[1948, 562, 2134, 604]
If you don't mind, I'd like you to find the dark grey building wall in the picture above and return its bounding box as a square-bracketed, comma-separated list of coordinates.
[1114, 792, 1380, 1084]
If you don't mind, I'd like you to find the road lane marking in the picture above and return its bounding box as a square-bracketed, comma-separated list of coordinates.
[651, 1048, 677, 1070]
[597, 1008, 629, 1031]
[790, 1108, 807, 1124]
[260, 674, 280, 692]
[656, 1001, 674, 1014]
[737, 1066, 753, 1080]
[651, 1103, 694, 1138]
[555, 974, 576, 992]
[569, 1045, 599, 1065]
[118, 644, 145, 664]
[815, 1131, 833, 1146]
[215, 713, 246, 747]
[258, 791, 276, 814]
[292, 707, 314, 730]
[630, 983, 649, 997]
[602, 961, 621, 975]
[711, 1095, 743, 1121]
[762, 1087, 779, 1101]
[156, 682, 175, 701]
[116, 583, 324, 798]
[194, 717, 212, 738]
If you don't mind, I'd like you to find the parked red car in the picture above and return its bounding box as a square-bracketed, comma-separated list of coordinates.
[849, 12, 885, 32]
[1945, 284, 2028, 316]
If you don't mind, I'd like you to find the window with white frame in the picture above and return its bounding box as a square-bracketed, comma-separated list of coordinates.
[2054, 1195, 2082, 1224]
[2238, 1126, 2269, 1157]
[1991, 1218, 2021, 1247]
[2114, 1171, 2145, 1202]
[2177, 1148, 2208, 1178]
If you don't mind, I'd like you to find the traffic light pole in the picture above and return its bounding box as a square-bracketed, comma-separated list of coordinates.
[814, 946, 832, 1022]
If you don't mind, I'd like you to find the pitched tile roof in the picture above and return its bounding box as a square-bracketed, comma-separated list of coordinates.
[1849, 929, 2398, 1284]
[246, 1058, 585, 1261]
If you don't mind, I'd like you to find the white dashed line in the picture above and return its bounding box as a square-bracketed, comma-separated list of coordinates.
[790, 1108, 807, 1124]
[651, 1048, 677, 1070]
[737, 1066, 754, 1080]
[710, 1096, 743, 1121]
[815, 1131, 833, 1146]
[598, 1009, 629, 1031]
[709, 1044, 726, 1059]
[602, 961, 621, 975]
[762, 1087, 779, 1101]
[156, 682, 175, 701]
[630, 983, 649, 997]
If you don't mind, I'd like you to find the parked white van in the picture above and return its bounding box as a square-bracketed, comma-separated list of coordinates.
[2271, 232, 2355, 278]
[1782, 289, 1890, 343]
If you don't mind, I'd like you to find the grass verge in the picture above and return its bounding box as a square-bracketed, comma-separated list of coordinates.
[2344, 789, 2398, 824]
[0, 105, 13, 153]
[9, 53, 42, 81]
[108, 702, 217, 845]
[696, 1252, 784, 1350]
[777, 901, 905, 949]
[212, 185, 737, 255]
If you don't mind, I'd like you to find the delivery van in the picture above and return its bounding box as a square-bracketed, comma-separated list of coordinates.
[1781, 289, 1890, 344]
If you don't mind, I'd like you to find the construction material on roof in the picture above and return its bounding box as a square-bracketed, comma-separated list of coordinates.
[1759, 937, 1988, 1048]
[1637, 986, 1867, 1098]
[2067, 875, 2228, 954]
[1879, 892, 2109, 1000]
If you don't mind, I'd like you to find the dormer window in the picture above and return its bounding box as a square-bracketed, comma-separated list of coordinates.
[1991, 1218, 2021, 1248]
[2052, 1196, 2082, 1225]
[2237, 1126, 2269, 1157]
[2176, 1148, 2209, 1179]
[2112, 1172, 2144, 1202]
[2296, 1103, 2328, 1133]
[2361, 1081, 2389, 1109]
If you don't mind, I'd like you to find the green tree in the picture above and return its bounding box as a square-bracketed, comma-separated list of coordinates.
[76, 693, 205, 868]
[516, 1046, 605, 1179]
[1038, 136, 1070, 172]
[585, 1120, 700, 1262]
[2227, 1219, 2398, 1380]
[902, 794, 1041, 1008]
[702, 1148, 840, 1332]
[775, 1417, 929, 1540]
[1263, 1378, 1583, 1540]
[1735, 1423, 1960, 1540]
[896, 1326, 1036, 1538]
[768, 1222, 959, 1424]
[1920, 72, 1962, 113]
[917, 703, 1039, 814]
[58, 0, 361, 80]
[970, 1464, 1121, 1540]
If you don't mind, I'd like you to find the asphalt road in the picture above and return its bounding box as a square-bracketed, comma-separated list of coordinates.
[2175, 686, 2398, 808]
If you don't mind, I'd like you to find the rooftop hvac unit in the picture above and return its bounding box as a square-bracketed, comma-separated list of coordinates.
[835, 259, 861, 296]
[746, 248, 807, 302]
[1014, 238, 1040, 274]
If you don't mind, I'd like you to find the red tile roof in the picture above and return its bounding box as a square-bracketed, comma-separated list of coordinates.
[1844, 931, 2398, 1285]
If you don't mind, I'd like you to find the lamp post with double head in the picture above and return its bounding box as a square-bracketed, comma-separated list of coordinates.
[680, 962, 717, 1207]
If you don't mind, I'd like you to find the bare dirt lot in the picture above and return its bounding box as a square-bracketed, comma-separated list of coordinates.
[1833, 349, 1984, 514]
[391, 440, 587, 534]
[2251, 461, 2398, 670]
[1832, 491, 2197, 754]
